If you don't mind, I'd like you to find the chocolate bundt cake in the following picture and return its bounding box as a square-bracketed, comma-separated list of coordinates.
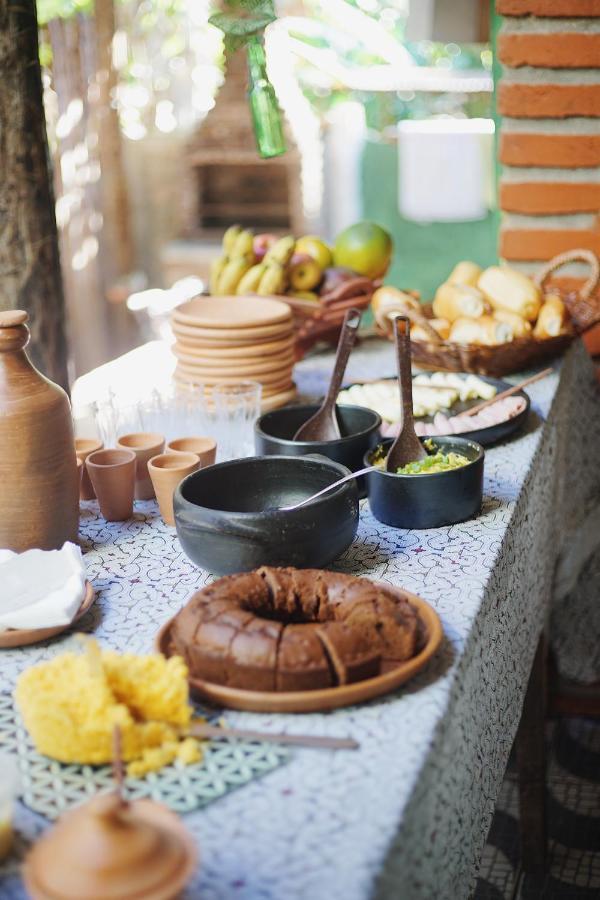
[170, 567, 421, 692]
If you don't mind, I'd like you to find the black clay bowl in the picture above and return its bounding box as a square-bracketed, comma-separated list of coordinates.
[173, 455, 359, 575]
[255, 404, 381, 496]
[364, 436, 484, 530]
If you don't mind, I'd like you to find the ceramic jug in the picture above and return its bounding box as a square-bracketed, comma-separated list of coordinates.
[0, 310, 79, 551]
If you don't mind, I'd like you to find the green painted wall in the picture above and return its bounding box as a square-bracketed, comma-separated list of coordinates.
[361, 139, 498, 301]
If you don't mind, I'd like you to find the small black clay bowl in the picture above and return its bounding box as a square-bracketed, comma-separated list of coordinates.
[173, 455, 359, 575]
[364, 436, 484, 530]
[255, 404, 381, 498]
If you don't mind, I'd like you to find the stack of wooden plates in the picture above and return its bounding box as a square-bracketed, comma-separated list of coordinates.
[171, 296, 297, 410]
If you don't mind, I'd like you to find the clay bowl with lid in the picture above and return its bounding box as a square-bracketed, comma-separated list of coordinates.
[254, 404, 381, 496]
[364, 436, 484, 529]
[173, 455, 359, 575]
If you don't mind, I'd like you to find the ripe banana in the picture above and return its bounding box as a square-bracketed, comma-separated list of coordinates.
[237, 263, 266, 295]
[257, 262, 286, 296]
[264, 235, 295, 267]
[230, 229, 255, 258]
[222, 224, 242, 255]
[209, 256, 228, 295]
[217, 254, 255, 295]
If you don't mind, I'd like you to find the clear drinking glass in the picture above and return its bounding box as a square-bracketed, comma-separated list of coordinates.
[138, 382, 217, 443]
[213, 381, 262, 461]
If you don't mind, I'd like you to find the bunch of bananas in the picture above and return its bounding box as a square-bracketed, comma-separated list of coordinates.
[237, 236, 295, 296]
[209, 226, 297, 297]
[209, 226, 255, 295]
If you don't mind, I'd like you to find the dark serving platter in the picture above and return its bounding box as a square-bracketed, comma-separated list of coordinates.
[340, 374, 530, 448]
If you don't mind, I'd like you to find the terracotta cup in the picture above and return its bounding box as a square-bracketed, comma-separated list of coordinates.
[116, 432, 165, 500]
[75, 438, 103, 501]
[148, 452, 200, 526]
[86, 449, 136, 522]
[166, 437, 217, 468]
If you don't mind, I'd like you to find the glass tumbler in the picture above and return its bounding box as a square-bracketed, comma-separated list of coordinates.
[213, 381, 262, 461]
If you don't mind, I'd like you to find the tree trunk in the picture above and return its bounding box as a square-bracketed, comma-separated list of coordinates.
[0, 0, 69, 388]
[94, 0, 134, 282]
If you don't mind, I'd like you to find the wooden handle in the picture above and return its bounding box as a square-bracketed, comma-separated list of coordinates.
[320, 308, 362, 412]
[464, 367, 553, 417]
[394, 316, 416, 434]
[189, 722, 359, 750]
[534, 249, 599, 302]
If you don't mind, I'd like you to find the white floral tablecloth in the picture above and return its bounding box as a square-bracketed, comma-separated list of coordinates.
[2, 338, 600, 900]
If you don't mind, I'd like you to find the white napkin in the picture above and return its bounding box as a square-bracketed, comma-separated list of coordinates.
[0, 542, 87, 631]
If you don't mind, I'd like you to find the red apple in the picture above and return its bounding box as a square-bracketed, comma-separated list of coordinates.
[253, 233, 278, 262]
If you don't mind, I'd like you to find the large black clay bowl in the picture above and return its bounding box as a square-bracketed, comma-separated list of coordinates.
[173, 455, 359, 575]
[365, 436, 484, 529]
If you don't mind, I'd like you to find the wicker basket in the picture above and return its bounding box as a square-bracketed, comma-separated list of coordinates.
[381, 250, 600, 377]
[279, 277, 378, 360]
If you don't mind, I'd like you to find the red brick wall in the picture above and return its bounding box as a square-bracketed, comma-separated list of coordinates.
[496, 0, 600, 352]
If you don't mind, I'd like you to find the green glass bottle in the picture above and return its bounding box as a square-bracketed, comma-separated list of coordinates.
[246, 35, 286, 159]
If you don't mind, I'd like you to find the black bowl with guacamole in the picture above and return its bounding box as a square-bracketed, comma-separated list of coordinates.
[364, 436, 484, 529]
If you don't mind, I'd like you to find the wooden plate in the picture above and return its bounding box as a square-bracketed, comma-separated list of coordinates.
[172, 348, 296, 376]
[172, 320, 294, 343]
[173, 296, 292, 330]
[173, 336, 295, 359]
[261, 377, 295, 397]
[260, 386, 299, 411]
[0, 581, 95, 649]
[175, 363, 294, 387]
[155, 587, 442, 713]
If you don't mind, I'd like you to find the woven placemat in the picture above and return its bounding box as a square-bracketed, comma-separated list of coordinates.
[0, 693, 288, 820]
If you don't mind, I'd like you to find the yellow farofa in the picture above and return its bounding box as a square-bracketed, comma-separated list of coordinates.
[15, 646, 202, 777]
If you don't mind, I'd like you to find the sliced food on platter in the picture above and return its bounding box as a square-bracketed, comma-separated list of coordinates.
[338, 372, 530, 446]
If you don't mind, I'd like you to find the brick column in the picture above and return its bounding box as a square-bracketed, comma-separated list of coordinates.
[495, 0, 600, 353]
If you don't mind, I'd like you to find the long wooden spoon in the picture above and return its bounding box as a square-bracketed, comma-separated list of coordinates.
[463, 367, 553, 417]
[293, 307, 362, 441]
[190, 722, 359, 750]
[385, 316, 427, 472]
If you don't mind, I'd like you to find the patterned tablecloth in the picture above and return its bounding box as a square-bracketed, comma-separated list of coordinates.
[2, 338, 600, 900]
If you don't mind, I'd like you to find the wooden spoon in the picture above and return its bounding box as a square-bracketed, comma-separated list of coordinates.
[293, 308, 362, 441]
[462, 367, 553, 417]
[385, 316, 428, 473]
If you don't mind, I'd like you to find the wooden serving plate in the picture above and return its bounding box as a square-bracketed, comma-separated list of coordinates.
[156, 586, 442, 713]
[0, 581, 95, 649]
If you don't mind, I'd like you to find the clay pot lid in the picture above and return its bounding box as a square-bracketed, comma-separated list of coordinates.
[23, 792, 198, 900]
[173, 295, 292, 330]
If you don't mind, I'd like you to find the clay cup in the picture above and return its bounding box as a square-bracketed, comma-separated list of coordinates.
[86, 448, 136, 522]
[75, 438, 103, 500]
[148, 452, 200, 526]
[166, 437, 217, 468]
[117, 432, 165, 500]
